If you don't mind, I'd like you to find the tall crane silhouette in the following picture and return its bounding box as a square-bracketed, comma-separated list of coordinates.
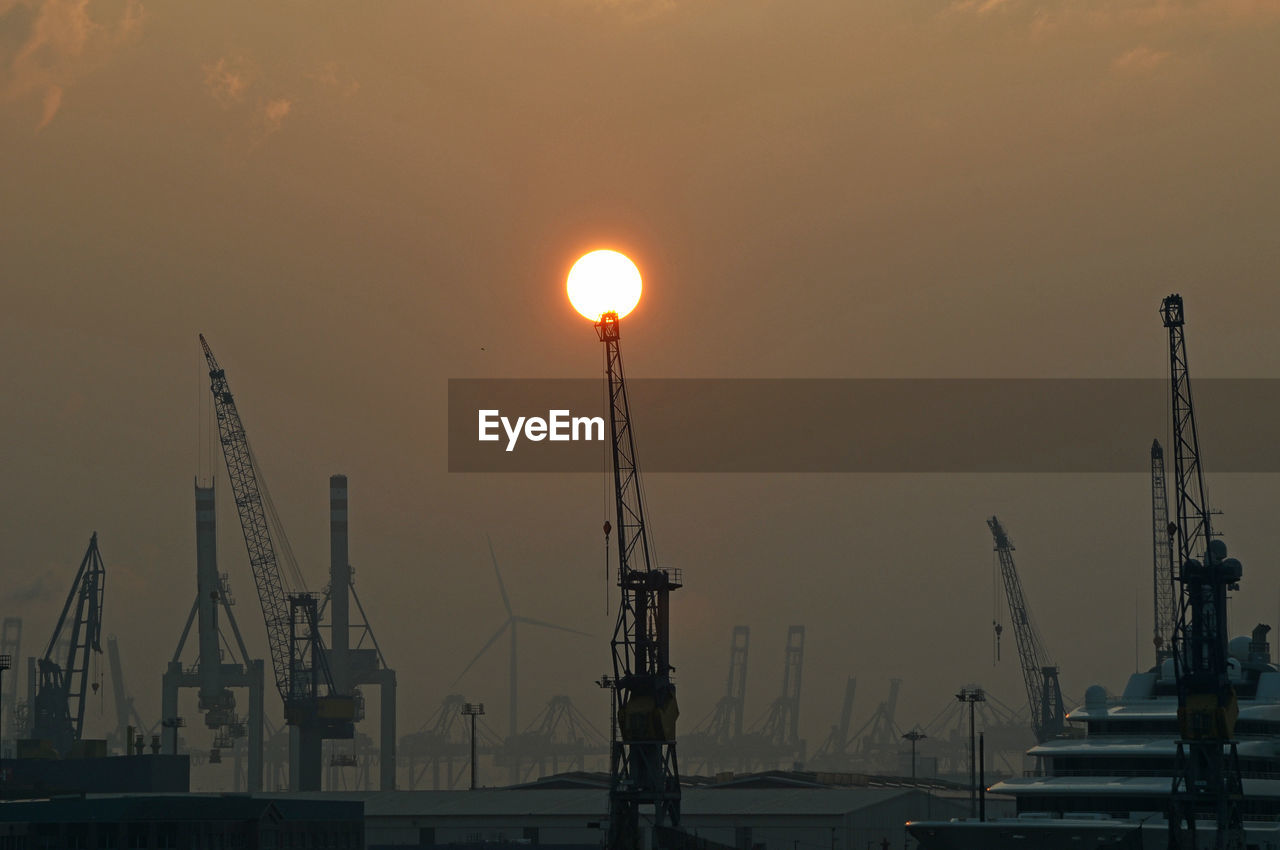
[592, 310, 682, 850]
[200, 334, 354, 791]
[988, 516, 1064, 743]
[32, 534, 105, 756]
[1161, 294, 1245, 850]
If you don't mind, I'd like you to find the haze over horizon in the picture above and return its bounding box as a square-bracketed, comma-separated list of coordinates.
[3, 0, 1279, 785]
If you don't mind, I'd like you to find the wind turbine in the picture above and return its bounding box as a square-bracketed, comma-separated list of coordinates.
[453, 539, 590, 758]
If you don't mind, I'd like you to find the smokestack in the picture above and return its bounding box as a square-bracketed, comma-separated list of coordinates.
[330, 475, 350, 693]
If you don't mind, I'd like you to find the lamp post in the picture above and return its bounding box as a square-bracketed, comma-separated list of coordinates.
[901, 727, 926, 784]
[0, 654, 10, 760]
[955, 687, 985, 818]
[461, 703, 485, 790]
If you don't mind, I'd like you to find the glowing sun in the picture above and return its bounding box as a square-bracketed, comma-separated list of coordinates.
[566, 250, 642, 321]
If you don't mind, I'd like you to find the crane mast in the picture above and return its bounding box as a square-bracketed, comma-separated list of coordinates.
[595, 312, 682, 850]
[988, 516, 1064, 743]
[1161, 294, 1244, 850]
[199, 334, 353, 791]
[1152, 439, 1177, 666]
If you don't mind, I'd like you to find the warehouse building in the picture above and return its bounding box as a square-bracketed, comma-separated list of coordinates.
[274, 774, 990, 850]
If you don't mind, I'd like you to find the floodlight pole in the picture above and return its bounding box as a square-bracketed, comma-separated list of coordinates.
[956, 688, 985, 818]
[462, 703, 485, 790]
[0, 653, 10, 759]
[901, 727, 926, 785]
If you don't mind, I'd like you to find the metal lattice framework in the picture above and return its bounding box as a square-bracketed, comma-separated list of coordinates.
[684, 626, 749, 774]
[33, 534, 105, 755]
[1151, 439, 1177, 666]
[712, 625, 750, 745]
[988, 517, 1064, 743]
[200, 335, 293, 702]
[1161, 294, 1244, 850]
[596, 312, 682, 850]
[754, 625, 806, 762]
[810, 677, 857, 768]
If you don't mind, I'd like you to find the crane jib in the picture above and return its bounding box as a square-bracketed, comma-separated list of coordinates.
[199, 335, 344, 717]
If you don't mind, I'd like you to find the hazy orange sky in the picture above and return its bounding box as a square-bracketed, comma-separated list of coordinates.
[3, 0, 1280, 785]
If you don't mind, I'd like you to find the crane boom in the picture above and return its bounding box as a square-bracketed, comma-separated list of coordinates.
[199, 334, 293, 701]
[988, 516, 1064, 742]
[1151, 440, 1177, 666]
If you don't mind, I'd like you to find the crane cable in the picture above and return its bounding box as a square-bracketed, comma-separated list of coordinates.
[992, 548, 1003, 665]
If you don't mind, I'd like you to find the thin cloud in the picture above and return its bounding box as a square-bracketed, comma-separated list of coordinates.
[1112, 44, 1172, 73]
[260, 96, 292, 135]
[949, 0, 1018, 14]
[310, 61, 359, 98]
[0, 0, 144, 129]
[577, 0, 678, 21]
[203, 56, 255, 108]
[948, 0, 1280, 30]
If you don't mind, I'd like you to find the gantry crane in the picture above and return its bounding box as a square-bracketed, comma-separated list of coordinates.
[810, 677, 856, 770]
[200, 334, 354, 791]
[752, 625, 806, 769]
[400, 694, 500, 789]
[988, 517, 1065, 743]
[162, 481, 265, 787]
[852, 678, 902, 765]
[683, 625, 749, 774]
[316, 475, 397, 789]
[504, 695, 609, 780]
[592, 310, 682, 850]
[1161, 294, 1245, 850]
[1151, 440, 1178, 667]
[32, 533, 105, 757]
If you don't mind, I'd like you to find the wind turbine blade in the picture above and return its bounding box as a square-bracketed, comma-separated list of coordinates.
[515, 616, 592, 638]
[451, 620, 512, 686]
[487, 536, 515, 618]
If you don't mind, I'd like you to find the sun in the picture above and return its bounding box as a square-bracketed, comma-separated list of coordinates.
[566, 250, 642, 321]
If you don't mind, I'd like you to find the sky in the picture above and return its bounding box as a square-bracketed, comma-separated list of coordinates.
[2, 0, 1280, 784]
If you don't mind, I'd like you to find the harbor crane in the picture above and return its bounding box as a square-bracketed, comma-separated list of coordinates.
[852, 678, 902, 764]
[988, 516, 1065, 743]
[1152, 439, 1177, 667]
[685, 625, 750, 773]
[162, 481, 265, 787]
[810, 677, 856, 769]
[32, 534, 105, 757]
[751, 625, 806, 770]
[200, 334, 354, 791]
[572, 254, 683, 850]
[1161, 294, 1245, 850]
